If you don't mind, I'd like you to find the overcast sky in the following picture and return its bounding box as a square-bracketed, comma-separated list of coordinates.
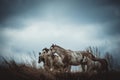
[0, 0, 120, 65]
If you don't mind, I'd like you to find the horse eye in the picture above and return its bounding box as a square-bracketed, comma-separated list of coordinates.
[39, 52, 41, 55]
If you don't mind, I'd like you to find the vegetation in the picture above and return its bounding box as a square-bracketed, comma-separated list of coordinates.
[0, 57, 120, 80]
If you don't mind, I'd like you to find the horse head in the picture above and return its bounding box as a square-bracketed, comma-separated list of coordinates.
[38, 52, 45, 63]
[50, 44, 57, 53]
[42, 48, 49, 53]
[38, 48, 48, 63]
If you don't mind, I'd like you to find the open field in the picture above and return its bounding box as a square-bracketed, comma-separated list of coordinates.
[0, 59, 120, 80]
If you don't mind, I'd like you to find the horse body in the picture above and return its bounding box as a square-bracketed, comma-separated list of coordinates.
[94, 58, 108, 72]
[82, 56, 108, 72]
[51, 45, 83, 64]
[68, 51, 83, 65]
[50, 44, 88, 71]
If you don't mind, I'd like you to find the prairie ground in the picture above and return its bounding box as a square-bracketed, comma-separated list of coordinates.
[0, 60, 120, 80]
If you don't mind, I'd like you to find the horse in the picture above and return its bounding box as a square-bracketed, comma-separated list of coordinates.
[49, 44, 96, 72]
[38, 48, 51, 71]
[38, 48, 70, 72]
[82, 56, 108, 72]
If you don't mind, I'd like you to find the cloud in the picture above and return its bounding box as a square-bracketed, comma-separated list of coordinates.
[104, 21, 120, 36]
[2, 20, 106, 50]
[1, 18, 120, 54]
[0, 0, 44, 22]
[1, 0, 120, 27]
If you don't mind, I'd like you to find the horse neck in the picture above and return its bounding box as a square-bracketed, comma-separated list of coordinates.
[83, 52, 95, 59]
[55, 47, 66, 59]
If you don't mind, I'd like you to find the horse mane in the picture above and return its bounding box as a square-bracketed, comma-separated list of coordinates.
[52, 44, 70, 62]
[42, 48, 49, 52]
[82, 51, 95, 59]
[89, 52, 95, 58]
[54, 45, 66, 51]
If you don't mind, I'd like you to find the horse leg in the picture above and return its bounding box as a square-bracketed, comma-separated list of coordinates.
[81, 64, 85, 72]
[87, 65, 93, 72]
[67, 66, 71, 72]
[44, 65, 49, 71]
[65, 65, 71, 72]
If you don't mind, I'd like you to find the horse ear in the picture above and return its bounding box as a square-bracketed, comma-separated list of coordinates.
[44, 47, 47, 50]
[46, 49, 49, 52]
[42, 47, 47, 51]
[51, 44, 55, 47]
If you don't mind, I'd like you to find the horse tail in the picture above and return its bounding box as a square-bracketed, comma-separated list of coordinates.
[92, 58, 109, 72]
[103, 59, 109, 71]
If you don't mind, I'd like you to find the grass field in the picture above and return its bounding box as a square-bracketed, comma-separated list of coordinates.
[0, 58, 120, 80]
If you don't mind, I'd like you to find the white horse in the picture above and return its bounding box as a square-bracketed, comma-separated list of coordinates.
[82, 56, 108, 72]
[49, 44, 95, 72]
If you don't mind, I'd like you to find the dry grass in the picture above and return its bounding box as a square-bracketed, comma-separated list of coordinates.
[0, 57, 120, 80]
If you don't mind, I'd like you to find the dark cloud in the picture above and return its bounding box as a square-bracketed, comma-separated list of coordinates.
[100, 0, 120, 6]
[0, 0, 120, 26]
[54, 0, 119, 25]
[0, 0, 45, 28]
[0, 0, 28, 21]
[105, 21, 120, 36]
[0, 0, 119, 39]
[99, 0, 120, 36]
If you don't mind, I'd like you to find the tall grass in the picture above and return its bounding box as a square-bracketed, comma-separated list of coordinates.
[0, 56, 120, 80]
